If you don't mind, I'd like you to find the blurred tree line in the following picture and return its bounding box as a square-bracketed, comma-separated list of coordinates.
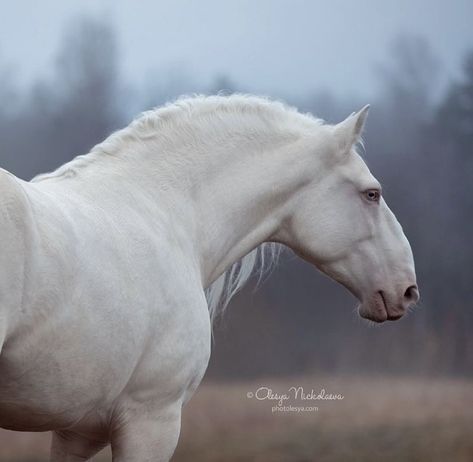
[0, 18, 471, 377]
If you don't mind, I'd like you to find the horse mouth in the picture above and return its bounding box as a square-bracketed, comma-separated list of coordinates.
[358, 291, 403, 323]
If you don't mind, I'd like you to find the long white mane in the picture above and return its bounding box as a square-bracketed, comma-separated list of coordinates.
[33, 94, 324, 322]
[206, 242, 282, 322]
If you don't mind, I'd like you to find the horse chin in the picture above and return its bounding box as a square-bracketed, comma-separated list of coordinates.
[357, 292, 389, 323]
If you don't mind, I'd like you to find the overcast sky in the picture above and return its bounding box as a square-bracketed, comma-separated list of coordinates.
[0, 0, 472, 101]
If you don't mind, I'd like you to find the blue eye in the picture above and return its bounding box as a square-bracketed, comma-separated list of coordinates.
[364, 189, 381, 202]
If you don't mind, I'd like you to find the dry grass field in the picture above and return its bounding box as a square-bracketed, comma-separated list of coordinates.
[1, 375, 472, 462]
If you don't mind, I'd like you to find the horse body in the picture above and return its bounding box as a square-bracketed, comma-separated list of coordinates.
[0, 165, 210, 452]
[0, 95, 418, 461]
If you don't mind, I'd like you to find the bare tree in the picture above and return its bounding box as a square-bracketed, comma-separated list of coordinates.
[0, 16, 122, 179]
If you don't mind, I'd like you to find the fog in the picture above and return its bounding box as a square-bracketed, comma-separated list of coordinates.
[0, 7, 471, 381]
[1, 0, 472, 99]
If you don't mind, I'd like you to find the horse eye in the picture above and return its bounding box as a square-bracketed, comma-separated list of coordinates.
[364, 189, 381, 202]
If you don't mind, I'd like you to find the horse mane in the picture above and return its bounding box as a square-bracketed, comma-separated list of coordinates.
[32, 93, 324, 322]
[33, 94, 322, 182]
[205, 242, 283, 323]
[104, 93, 321, 155]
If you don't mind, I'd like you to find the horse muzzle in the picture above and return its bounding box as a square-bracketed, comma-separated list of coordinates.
[358, 285, 420, 323]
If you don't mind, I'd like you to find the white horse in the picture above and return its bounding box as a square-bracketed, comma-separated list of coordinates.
[0, 95, 418, 461]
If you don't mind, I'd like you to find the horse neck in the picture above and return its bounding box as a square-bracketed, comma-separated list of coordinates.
[124, 126, 321, 287]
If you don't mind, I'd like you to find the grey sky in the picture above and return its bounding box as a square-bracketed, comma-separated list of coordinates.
[0, 0, 472, 101]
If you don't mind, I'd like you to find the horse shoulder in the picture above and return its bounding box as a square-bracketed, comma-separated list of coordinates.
[0, 170, 39, 339]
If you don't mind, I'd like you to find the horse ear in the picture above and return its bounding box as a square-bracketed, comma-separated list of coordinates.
[334, 104, 370, 152]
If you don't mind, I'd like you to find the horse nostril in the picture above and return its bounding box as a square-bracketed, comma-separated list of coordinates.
[404, 285, 419, 304]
